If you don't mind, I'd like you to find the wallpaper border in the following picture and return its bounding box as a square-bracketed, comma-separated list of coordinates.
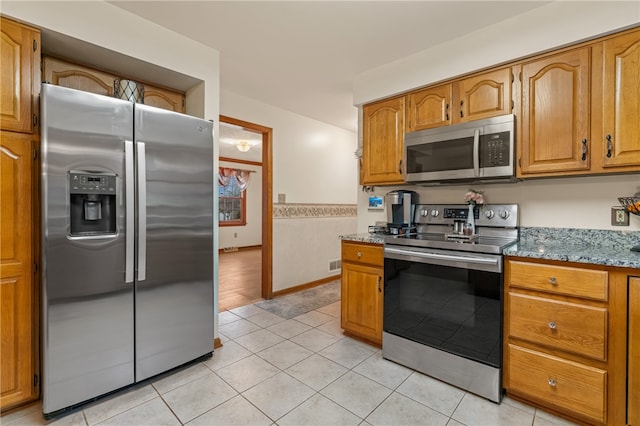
[273, 203, 357, 219]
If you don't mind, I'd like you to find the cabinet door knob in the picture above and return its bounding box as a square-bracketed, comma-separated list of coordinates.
[606, 134, 613, 158]
[581, 139, 587, 161]
[377, 276, 382, 293]
[549, 277, 557, 285]
[460, 100, 464, 118]
[548, 321, 557, 330]
[357, 252, 362, 258]
[548, 378, 557, 387]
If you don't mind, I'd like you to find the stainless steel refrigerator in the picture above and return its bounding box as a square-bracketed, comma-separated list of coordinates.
[40, 83, 214, 416]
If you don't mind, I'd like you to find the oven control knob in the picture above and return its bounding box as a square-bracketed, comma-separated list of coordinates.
[430, 209, 439, 217]
[420, 209, 429, 217]
[499, 209, 511, 219]
[484, 210, 495, 219]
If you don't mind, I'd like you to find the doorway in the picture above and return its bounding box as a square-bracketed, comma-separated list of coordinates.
[218, 115, 273, 311]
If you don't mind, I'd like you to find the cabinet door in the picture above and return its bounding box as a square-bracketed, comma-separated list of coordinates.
[600, 30, 640, 169]
[43, 56, 116, 97]
[362, 97, 405, 185]
[406, 84, 451, 132]
[341, 262, 383, 345]
[0, 18, 38, 134]
[43, 57, 186, 113]
[0, 132, 37, 410]
[143, 84, 185, 113]
[630, 277, 640, 426]
[520, 47, 591, 175]
[453, 67, 512, 124]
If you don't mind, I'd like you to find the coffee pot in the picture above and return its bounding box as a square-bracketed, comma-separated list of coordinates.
[385, 190, 418, 230]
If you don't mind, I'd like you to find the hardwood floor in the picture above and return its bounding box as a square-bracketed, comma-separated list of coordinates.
[218, 247, 262, 311]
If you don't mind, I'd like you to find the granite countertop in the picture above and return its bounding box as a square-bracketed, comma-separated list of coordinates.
[339, 233, 387, 244]
[504, 227, 640, 269]
[341, 228, 640, 269]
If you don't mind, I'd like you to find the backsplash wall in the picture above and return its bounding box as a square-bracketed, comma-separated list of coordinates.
[356, 174, 640, 233]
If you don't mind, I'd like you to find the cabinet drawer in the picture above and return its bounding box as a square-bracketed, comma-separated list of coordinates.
[507, 344, 606, 424]
[509, 261, 608, 301]
[342, 241, 383, 266]
[509, 293, 607, 360]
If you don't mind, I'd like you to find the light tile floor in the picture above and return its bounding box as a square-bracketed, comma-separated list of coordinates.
[2, 301, 578, 426]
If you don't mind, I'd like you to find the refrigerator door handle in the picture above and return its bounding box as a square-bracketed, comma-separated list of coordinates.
[136, 141, 147, 281]
[125, 140, 135, 284]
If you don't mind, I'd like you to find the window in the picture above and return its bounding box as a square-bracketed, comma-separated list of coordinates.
[219, 175, 246, 226]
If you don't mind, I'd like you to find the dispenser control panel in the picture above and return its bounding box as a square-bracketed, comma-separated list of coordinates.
[69, 172, 116, 195]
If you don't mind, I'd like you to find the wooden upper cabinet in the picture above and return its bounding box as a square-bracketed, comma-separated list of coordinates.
[0, 131, 37, 410]
[452, 67, 512, 124]
[597, 29, 640, 170]
[43, 56, 185, 113]
[143, 85, 185, 113]
[0, 18, 39, 134]
[362, 96, 405, 185]
[406, 84, 451, 132]
[43, 56, 116, 97]
[519, 47, 591, 175]
[405, 68, 512, 133]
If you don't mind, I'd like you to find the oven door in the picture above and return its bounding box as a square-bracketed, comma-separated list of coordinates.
[383, 245, 503, 368]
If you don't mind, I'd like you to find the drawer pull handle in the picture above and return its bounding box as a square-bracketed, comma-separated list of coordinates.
[549, 277, 557, 285]
[357, 252, 362, 258]
[548, 378, 557, 387]
[548, 321, 557, 330]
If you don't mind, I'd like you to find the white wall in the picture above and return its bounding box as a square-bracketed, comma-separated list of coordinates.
[221, 89, 358, 204]
[219, 160, 262, 249]
[357, 175, 640, 233]
[221, 89, 358, 291]
[273, 217, 357, 293]
[354, 1, 640, 233]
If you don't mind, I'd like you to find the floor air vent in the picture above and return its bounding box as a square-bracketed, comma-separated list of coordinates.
[329, 259, 342, 272]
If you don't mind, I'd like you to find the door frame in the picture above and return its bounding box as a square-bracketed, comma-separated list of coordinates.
[219, 115, 273, 300]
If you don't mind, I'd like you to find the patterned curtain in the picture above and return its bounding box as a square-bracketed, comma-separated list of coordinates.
[218, 167, 252, 191]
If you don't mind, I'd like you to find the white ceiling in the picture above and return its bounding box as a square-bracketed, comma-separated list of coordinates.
[109, 1, 550, 133]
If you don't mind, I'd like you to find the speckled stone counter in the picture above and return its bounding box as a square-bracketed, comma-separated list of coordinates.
[339, 233, 386, 245]
[504, 227, 640, 269]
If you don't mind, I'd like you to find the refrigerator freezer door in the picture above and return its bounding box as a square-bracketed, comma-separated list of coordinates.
[134, 105, 214, 381]
[41, 84, 135, 414]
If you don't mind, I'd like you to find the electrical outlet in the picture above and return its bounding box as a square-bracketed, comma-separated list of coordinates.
[611, 207, 629, 226]
[278, 193, 286, 204]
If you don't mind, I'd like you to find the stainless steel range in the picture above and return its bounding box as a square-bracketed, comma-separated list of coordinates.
[382, 203, 519, 403]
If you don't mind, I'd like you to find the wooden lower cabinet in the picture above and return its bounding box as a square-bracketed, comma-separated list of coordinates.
[630, 277, 640, 426]
[504, 258, 634, 425]
[341, 241, 383, 346]
[0, 131, 38, 410]
[508, 344, 607, 424]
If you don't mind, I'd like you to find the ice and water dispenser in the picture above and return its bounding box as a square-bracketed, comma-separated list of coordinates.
[69, 171, 117, 236]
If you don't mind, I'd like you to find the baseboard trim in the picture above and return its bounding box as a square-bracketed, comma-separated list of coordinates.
[218, 245, 261, 254]
[271, 274, 340, 298]
[214, 338, 223, 349]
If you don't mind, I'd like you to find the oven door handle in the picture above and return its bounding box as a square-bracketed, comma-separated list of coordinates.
[384, 247, 498, 265]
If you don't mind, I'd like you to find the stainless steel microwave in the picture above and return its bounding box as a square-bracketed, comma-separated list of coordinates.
[404, 114, 516, 185]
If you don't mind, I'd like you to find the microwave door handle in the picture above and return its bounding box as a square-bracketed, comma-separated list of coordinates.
[473, 129, 480, 177]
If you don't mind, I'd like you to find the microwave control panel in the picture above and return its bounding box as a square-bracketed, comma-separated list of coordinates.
[480, 131, 510, 167]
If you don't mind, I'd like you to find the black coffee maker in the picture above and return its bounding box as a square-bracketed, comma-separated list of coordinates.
[385, 190, 418, 234]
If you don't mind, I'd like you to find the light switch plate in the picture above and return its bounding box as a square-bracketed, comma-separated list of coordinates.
[611, 206, 629, 226]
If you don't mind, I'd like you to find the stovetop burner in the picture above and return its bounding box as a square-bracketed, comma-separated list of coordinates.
[385, 233, 518, 254]
[384, 203, 519, 255]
